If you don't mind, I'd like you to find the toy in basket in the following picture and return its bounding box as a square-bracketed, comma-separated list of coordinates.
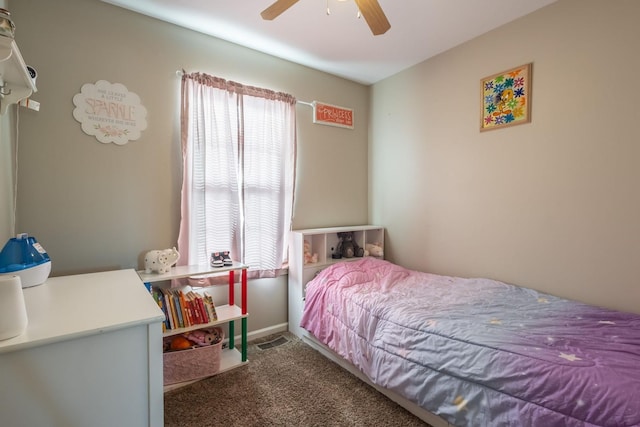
[163, 327, 224, 385]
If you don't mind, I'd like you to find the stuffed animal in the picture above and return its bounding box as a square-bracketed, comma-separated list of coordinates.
[168, 335, 192, 351]
[365, 242, 384, 257]
[303, 240, 318, 265]
[184, 328, 222, 347]
[335, 231, 364, 259]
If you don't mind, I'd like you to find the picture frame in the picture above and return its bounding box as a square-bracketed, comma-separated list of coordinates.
[480, 63, 532, 132]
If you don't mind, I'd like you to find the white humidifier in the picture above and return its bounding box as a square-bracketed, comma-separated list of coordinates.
[0, 275, 28, 340]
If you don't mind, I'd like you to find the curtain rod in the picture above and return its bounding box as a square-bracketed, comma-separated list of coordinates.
[176, 70, 313, 106]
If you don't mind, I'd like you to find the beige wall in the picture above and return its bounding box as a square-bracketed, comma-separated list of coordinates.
[6, 0, 638, 334]
[0, 0, 11, 244]
[0, 111, 13, 244]
[370, 0, 640, 314]
[5, 0, 369, 334]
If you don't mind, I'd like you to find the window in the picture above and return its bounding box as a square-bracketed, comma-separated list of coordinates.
[177, 73, 296, 280]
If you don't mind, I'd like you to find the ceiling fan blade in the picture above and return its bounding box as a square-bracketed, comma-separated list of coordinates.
[261, 0, 300, 20]
[354, 0, 391, 35]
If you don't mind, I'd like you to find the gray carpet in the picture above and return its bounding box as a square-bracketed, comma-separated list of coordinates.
[164, 332, 430, 426]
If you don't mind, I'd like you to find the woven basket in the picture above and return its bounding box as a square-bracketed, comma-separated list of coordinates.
[163, 328, 224, 385]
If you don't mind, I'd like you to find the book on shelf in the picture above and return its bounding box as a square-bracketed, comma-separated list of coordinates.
[151, 289, 168, 332]
[185, 291, 199, 323]
[185, 291, 200, 325]
[171, 292, 184, 328]
[197, 294, 210, 323]
[179, 290, 193, 327]
[163, 289, 175, 330]
[186, 291, 201, 325]
[151, 285, 218, 331]
[204, 294, 218, 321]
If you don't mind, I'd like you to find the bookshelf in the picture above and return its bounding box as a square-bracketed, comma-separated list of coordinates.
[138, 263, 249, 390]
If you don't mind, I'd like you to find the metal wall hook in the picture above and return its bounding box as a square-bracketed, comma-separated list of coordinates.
[0, 83, 11, 96]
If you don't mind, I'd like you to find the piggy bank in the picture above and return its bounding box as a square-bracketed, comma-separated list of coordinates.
[144, 247, 179, 274]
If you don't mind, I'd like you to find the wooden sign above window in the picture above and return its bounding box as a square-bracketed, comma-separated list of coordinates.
[313, 101, 354, 129]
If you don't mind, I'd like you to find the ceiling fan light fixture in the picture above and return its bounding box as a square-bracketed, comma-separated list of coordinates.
[261, 0, 390, 35]
[329, 0, 348, 15]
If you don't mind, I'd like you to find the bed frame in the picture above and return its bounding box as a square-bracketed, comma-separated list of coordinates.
[298, 330, 452, 427]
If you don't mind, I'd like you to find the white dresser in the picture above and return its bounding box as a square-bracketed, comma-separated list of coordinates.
[0, 269, 165, 427]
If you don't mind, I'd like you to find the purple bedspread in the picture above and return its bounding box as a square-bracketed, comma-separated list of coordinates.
[300, 258, 640, 426]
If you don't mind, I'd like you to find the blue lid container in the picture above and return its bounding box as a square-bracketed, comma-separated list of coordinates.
[0, 233, 50, 274]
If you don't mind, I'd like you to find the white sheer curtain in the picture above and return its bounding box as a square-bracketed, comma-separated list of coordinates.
[177, 72, 296, 281]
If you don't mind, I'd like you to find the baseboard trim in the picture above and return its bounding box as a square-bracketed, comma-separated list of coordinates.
[232, 322, 288, 344]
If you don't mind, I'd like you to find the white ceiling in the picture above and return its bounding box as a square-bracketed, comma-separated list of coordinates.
[100, 0, 558, 85]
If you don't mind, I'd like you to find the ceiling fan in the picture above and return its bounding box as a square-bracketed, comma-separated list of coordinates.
[261, 0, 391, 36]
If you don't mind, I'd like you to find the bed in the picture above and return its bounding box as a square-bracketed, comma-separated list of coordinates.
[299, 257, 640, 427]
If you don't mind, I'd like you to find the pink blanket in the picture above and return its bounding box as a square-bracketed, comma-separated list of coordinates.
[301, 258, 640, 426]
